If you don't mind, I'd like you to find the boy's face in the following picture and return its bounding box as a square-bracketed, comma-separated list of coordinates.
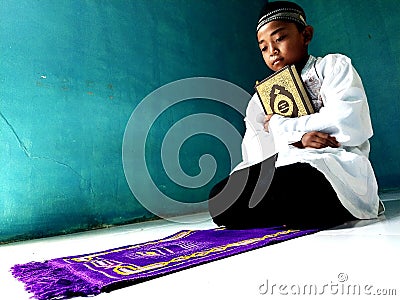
[257, 20, 312, 72]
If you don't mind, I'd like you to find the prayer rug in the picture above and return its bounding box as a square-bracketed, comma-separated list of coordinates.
[11, 227, 317, 299]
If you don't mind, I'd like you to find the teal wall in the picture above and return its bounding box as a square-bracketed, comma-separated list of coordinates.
[1, 0, 400, 243]
[0, 0, 265, 243]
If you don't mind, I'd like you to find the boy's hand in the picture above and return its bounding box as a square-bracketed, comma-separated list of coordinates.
[299, 131, 340, 149]
[263, 114, 273, 132]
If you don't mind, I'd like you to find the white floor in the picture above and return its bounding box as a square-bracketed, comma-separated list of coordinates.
[1, 199, 399, 300]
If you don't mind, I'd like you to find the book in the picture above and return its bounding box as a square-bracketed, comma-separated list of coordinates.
[255, 65, 314, 117]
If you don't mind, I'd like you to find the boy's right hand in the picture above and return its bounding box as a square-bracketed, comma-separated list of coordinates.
[300, 131, 340, 149]
[263, 114, 273, 132]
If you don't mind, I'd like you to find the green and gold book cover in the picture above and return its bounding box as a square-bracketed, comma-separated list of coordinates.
[255, 65, 314, 117]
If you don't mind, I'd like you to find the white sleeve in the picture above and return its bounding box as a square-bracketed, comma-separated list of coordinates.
[268, 54, 373, 151]
[232, 94, 276, 172]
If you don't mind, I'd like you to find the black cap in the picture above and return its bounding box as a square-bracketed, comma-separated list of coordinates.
[257, 1, 307, 32]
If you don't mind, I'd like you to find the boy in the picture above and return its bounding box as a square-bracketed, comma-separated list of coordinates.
[208, 1, 384, 229]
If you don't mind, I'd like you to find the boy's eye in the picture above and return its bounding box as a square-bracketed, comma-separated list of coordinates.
[276, 35, 286, 42]
[261, 46, 267, 52]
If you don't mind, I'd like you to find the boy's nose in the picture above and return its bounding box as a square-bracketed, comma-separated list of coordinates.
[268, 44, 279, 56]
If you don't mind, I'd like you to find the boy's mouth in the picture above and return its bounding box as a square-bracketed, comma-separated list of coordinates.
[272, 58, 283, 66]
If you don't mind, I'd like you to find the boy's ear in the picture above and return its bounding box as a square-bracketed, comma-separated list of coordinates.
[303, 25, 314, 46]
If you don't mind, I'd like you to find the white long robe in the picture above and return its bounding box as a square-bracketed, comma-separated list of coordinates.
[233, 54, 384, 219]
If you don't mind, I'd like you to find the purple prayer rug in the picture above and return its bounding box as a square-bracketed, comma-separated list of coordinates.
[11, 227, 317, 299]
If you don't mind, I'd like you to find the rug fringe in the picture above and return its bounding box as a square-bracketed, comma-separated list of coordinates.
[10, 261, 100, 300]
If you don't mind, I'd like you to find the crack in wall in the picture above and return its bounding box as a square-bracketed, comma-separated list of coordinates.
[0, 110, 95, 196]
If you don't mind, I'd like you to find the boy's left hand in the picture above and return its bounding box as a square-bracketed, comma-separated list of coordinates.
[300, 131, 340, 149]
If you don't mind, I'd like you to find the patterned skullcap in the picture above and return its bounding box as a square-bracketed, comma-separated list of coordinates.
[257, 1, 307, 32]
